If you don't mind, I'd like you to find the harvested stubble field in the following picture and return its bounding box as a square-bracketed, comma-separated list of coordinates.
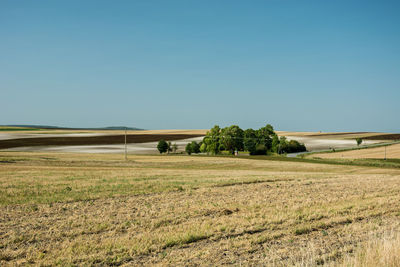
[1, 152, 400, 266]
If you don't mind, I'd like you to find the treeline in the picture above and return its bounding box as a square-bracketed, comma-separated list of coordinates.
[156, 140, 200, 154]
[157, 124, 307, 155]
[200, 124, 306, 155]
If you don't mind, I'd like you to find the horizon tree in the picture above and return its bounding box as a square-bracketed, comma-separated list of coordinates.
[157, 140, 169, 154]
[356, 138, 363, 146]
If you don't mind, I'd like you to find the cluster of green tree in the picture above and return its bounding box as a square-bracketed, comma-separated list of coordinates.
[185, 141, 200, 155]
[277, 136, 307, 154]
[157, 140, 178, 154]
[201, 124, 307, 155]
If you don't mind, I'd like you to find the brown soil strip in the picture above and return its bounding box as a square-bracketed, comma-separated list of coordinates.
[0, 134, 204, 149]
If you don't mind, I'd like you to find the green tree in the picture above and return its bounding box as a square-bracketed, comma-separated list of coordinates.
[202, 123, 306, 156]
[356, 138, 363, 146]
[244, 128, 257, 155]
[157, 140, 169, 154]
[287, 140, 306, 153]
[191, 141, 200, 154]
[256, 124, 276, 151]
[271, 134, 280, 153]
[218, 143, 226, 152]
[200, 143, 207, 153]
[277, 137, 306, 154]
[221, 125, 244, 154]
[203, 125, 221, 154]
[185, 141, 200, 155]
[279, 136, 288, 154]
[185, 143, 192, 155]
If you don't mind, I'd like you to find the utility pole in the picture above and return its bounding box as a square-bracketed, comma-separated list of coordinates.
[384, 145, 387, 160]
[124, 127, 127, 160]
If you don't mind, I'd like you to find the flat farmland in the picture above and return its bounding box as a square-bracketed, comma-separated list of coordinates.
[1, 152, 400, 266]
[276, 131, 399, 140]
[310, 143, 400, 160]
[0, 129, 206, 154]
[0, 129, 391, 154]
[0, 134, 204, 150]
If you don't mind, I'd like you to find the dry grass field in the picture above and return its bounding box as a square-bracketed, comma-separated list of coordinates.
[1, 152, 400, 266]
[310, 143, 400, 160]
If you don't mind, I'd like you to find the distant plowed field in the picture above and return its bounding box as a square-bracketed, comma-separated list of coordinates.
[0, 134, 203, 149]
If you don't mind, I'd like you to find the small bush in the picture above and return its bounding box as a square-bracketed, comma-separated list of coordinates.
[356, 138, 363, 146]
[185, 141, 200, 155]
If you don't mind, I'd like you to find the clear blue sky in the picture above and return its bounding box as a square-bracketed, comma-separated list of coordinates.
[1, 0, 399, 132]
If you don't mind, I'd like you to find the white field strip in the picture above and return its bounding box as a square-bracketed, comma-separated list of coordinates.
[2, 137, 205, 154]
[285, 136, 381, 151]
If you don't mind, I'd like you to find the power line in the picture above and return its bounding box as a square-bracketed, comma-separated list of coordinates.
[201, 136, 288, 141]
[124, 127, 127, 160]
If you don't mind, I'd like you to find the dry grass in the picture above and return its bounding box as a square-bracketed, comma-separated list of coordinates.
[311, 143, 400, 159]
[338, 231, 400, 267]
[1, 152, 400, 266]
